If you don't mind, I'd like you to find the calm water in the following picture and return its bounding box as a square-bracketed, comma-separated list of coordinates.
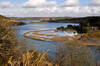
[16, 20, 79, 56]
[16, 20, 100, 58]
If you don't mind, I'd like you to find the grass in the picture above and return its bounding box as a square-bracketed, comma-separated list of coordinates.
[51, 36, 72, 42]
[83, 31, 100, 39]
[0, 17, 25, 26]
[8, 51, 53, 66]
[0, 19, 100, 66]
[0, 21, 18, 65]
[55, 40, 96, 66]
[0, 20, 54, 66]
[7, 39, 98, 66]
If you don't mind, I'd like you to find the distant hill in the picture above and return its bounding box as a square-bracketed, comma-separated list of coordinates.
[0, 15, 25, 25]
[11, 17, 46, 20]
[48, 16, 100, 28]
[48, 16, 100, 23]
[11, 17, 73, 20]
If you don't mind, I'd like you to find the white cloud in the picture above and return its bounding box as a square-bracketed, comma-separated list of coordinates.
[61, 0, 80, 7]
[0, 2, 14, 8]
[0, 0, 100, 17]
[88, 0, 100, 6]
[22, 0, 57, 8]
[1, 6, 100, 17]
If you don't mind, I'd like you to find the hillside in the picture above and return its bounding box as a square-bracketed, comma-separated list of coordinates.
[0, 15, 25, 25]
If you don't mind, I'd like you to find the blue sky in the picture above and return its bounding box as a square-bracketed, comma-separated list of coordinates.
[0, 0, 100, 17]
[0, 0, 91, 5]
[0, 0, 27, 5]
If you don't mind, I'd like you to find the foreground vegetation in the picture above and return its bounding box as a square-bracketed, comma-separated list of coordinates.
[0, 22, 99, 66]
[0, 21, 52, 66]
[7, 40, 98, 66]
[0, 21, 18, 65]
[0, 16, 100, 66]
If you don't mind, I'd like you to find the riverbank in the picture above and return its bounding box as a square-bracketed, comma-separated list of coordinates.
[0, 15, 25, 26]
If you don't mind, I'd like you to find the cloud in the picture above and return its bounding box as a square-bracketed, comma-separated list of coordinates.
[0, 0, 100, 17]
[61, 0, 80, 7]
[0, 2, 14, 8]
[22, 0, 57, 8]
[1, 6, 100, 17]
[88, 0, 100, 6]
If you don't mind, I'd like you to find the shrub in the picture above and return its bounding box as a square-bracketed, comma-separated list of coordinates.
[55, 40, 96, 66]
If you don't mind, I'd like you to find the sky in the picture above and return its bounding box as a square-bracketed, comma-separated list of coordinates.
[0, 0, 100, 17]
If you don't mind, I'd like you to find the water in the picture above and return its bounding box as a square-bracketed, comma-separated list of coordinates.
[40, 31, 78, 36]
[17, 20, 100, 60]
[16, 20, 79, 57]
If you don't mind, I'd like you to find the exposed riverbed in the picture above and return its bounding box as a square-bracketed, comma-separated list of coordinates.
[24, 29, 78, 41]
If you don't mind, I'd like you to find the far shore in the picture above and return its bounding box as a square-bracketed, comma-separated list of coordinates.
[30, 22, 48, 23]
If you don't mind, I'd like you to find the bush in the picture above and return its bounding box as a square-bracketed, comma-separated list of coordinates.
[67, 25, 73, 29]
[55, 40, 96, 66]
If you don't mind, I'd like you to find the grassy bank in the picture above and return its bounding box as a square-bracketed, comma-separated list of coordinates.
[0, 15, 25, 26]
[0, 21, 18, 65]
